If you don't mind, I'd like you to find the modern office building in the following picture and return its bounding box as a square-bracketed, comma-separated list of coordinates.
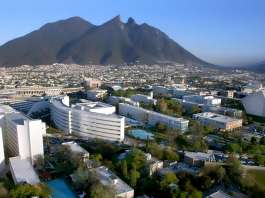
[0, 105, 45, 164]
[130, 93, 157, 105]
[183, 95, 221, 106]
[119, 103, 189, 132]
[193, 112, 242, 131]
[95, 166, 134, 198]
[50, 96, 125, 142]
[242, 90, 265, 117]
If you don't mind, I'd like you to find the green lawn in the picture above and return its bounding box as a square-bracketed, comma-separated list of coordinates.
[247, 169, 265, 190]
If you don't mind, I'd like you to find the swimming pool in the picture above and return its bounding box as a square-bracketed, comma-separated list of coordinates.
[129, 129, 154, 140]
[47, 179, 76, 198]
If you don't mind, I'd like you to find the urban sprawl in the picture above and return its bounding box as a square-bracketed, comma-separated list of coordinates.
[0, 63, 265, 198]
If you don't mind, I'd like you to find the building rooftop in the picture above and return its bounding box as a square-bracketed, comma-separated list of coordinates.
[184, 151, 214, 161]
[74, 101, 113, 110]
[207, 190, 232, 198]
[52, 97, 122, 118]
[0, 104, 16, 114]
[96, 166, 134, 195]
[194, 112, 241, 123]
[120, 103, 188, 123]
[62, 141, 89, 155]
[9, 156, 40, 185]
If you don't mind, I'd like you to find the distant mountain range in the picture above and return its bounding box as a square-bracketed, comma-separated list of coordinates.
[249, 61, 265, 72]
[0, 16, 212, 67]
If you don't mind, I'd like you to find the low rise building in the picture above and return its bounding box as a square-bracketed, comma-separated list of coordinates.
[95, 166, 134, 198]
[193, 112, 242, 131]
[130, 93, 157, 105]
[86, 89, 107, 101]
[83, 78, 101, 89]
[62, 141, 89, 160]
[145, 153, 163, 176]
[119, 103, 189, 132]
[183, 95, 221, 106]
[218, 90, 235, 98]
[152, 86, 171, 97]
[202, 106, 243, 118]
[206, 190, 232, 198]
[9, 156, 40, 185]
[107, 96, 138, 106]
[184, 151, 215, 167]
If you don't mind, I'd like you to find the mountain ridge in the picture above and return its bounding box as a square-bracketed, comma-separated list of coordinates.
[0, 16, 212, 67]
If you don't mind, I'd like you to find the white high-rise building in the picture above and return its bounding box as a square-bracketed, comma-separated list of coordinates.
[0, 105, 45, 164]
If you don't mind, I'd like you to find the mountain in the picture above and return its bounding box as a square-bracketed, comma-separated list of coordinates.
[0, 16, 212, 67]
[250, 61, 265, 72]
[0, 17, 94, 66]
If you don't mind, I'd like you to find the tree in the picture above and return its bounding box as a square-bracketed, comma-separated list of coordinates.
[226, 155, 242, 183]
[9, 184, 51, 198]
[89, 183, 115, 198]
[260, 137, 265, 145]
[198, 175, 212, 190]
[90, 153, 103, 162]
[160, 172, 179, 190]
[146, 143, 164, 160]
[157, 99, 168, 114]
[253, 154, 265, 166]
[156, 123, 167, 132]
[201, 165, 226, 184]
[214, 166, 226, 183]
[226, 143, 242, 154]
[126, 149, 146, 170]
[53, 145, 82, 175]
[251, 137, 257, 145]
[129, 164, 140, 187]
[189, 190, 203, 198]
[163, 148, 179, 161]
[0, 183, 8, 198]
[121, 160, 128, 178]
[176, 135, 189, 150]
[72, 164, 91, 190]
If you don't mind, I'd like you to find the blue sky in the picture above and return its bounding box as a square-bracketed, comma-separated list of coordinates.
[1, 0, 265, 66]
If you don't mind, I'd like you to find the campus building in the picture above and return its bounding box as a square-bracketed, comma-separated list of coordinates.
[119, 103, 189, 132]
[96, 166, 134, 198]
[50, 96, 125, 142]
[0, 105, 45, 164]
[193, 112, 242, 131]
